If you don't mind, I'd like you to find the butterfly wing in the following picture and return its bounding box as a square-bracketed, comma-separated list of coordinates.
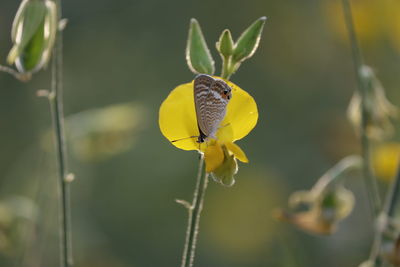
[194, 75, 232, 142]
[205, 79, 231, 137]
[194, 74, 214, 141]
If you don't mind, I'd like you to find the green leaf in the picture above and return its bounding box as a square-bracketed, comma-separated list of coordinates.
[7, 0, 47, 65]
[216, 29, 234, 58]
[232, 16, 267, 63]
[186, 18, 215, 75]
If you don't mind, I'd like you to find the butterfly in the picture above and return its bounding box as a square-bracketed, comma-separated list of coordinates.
[194, 74, 232, 143]
[171, 74, 233, 144]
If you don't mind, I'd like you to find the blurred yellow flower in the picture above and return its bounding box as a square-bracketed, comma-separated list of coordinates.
[372, 143, 400, 182]
[324, 0, 400, 52]
[159, 78, 257, 176]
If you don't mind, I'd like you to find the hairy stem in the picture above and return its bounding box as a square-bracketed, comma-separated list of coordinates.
[181, 154, 209, 267]
[221, 56, 231, 80]
[341, 0, 381, 217]
[49, 0, 73, 266]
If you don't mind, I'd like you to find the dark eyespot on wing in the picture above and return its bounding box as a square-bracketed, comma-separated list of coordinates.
[212, 79, 232, 95]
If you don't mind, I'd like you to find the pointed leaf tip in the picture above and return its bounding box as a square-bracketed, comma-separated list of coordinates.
[186, 18, 215, 75]
[232, 16, 267, 63]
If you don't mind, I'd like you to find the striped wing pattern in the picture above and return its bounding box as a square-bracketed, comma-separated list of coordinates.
[194, 74, 231, 142]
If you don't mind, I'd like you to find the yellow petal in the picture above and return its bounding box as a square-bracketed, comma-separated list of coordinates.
[222, 79, 258, 142]
[225, 142, 249, 163]
[216, 122, 233, 143]
[159, 83, 198, 151]
[205, 144, 224, 172]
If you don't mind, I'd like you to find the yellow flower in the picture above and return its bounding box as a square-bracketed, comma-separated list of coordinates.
[372, 143, 400, 182]
[159, 77, 257, 178]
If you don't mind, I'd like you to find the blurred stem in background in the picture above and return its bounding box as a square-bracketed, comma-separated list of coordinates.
[341, 0, 381, 217]
[178, 155, 208, 267]
[1, 0, 73, 265]
[48, 0, 73, 266]
[369, 162, 400, 265]
[341, 0, 400, 265]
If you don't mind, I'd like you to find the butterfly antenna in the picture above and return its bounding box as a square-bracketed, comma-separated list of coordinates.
[219, 122, 231, 129]
[171, 136, 198, 143]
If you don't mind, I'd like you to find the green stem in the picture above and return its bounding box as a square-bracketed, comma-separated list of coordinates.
[49, 0, 73, 266]
[341, 0, 381, 217]
[369, 161, 400, 265]
[180, 154, 209, 267]
[386, 162, 400, 216]
[221, 56, 231, 80]
[311, 155, 362, 196]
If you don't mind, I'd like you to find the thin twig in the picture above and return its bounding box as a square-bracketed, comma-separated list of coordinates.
[311, 155, 362, 196]
[48, 0, 73, 266]
[0, 65, 31, 81]
[341, 0, 381, 217]
[180, 154, 209, 267]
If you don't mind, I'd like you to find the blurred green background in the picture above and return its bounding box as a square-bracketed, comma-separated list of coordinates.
[0, 0, 399, 266]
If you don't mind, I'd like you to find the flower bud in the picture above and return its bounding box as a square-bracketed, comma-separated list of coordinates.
[7, 0, 57, 74]
[216, 29, 234, 58]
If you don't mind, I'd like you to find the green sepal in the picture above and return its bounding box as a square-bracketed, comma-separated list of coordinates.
[38, 0, 57, 69]
[211, 145, 238, 187]
[186, 18, 215, 75]
[216, 29, 234, 58]
[232, 16, 267, 63]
